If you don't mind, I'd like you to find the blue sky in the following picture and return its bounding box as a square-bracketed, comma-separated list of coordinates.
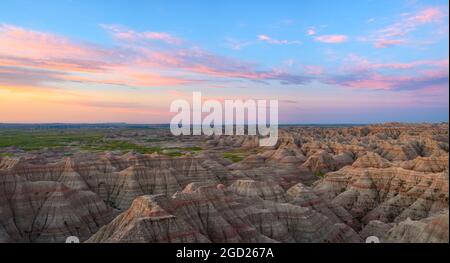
[0, 0, 448, 123]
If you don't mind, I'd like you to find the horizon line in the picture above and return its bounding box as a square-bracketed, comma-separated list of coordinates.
[0, 121, 448, 126]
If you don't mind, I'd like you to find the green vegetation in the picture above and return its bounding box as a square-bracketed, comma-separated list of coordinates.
[223, 152, 247, 162]
[81, 140, 160, 153]
[314, 171, 326, 178]
[161, 147, 203, 157]
[0, 153, 16, 157]
[162, 150, 184, 157]
[0, 130, 103, 151]
[223, 148, 259, 163]
[82, 142, 202, 157]
[144, 138, 165, 143]
[181, 146, 202, 152]
[0, 130, 204, 157]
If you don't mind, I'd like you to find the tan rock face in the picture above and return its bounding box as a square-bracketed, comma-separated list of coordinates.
[228, 180, 287, 202]
[313, 167, 448, 223]
[299, 150, 340, 174]
[0, 123, 448, 243]
[352, 152, 392, 168]
[0, 155, 225, 242]
[87, 183, 361, 243]
[385, 210, 449, 243]
[0, 170, 115, 242]
[401, 156, 449, 173]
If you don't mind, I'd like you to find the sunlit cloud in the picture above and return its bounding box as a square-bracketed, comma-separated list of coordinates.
[364, 6, 448, 48]
[314, 35, 348, 43]
[374, 39, 405, 48]
[257, 34, 302, 45]
[0, 66, 69, 90]
[224, 37, 253, 50]
[1, 23, 447, 95]
[325, 54, 449, 91]
[0, 24, 114, 73]
[410, 7, 445, 23]
[0, 23, 316, 93]
[326, 70, 448, 91]
[0, 1, 448, 124]
[341, 54, 449, 71]
[307, 27, 317, 36]
[378, 7, 446, 38]
[303, 65, 324, 75]
[0, 24, 108, 59]
[370, 58, 449, 70]
[101, 24, 183, 45]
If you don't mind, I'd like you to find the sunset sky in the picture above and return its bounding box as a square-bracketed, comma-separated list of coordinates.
[0, 0, 448, 124]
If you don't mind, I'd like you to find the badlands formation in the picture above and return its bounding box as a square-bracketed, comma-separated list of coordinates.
[0, 123, 448, 243]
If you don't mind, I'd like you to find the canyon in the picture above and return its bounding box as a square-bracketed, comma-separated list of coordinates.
[0, 123, 448, 243]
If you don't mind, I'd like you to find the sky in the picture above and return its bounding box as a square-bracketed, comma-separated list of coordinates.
[0, 0, 448, 124]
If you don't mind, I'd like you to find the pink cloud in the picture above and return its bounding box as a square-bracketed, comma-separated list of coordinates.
[378, 8, 445, 38]
[328, 54, 449, 91]
[258, 34, 271, 41]
[0, 24, 118, 74]
[371, 58, 449, 70]
[344, 54, 449, 72]
[303, 65, 324, 75]
[374, 39, 405, 48]
[102, 24, 182, 45]
[126, 72, 190, 86]
[327, 70, 448, 91]
[166, 90, 188, 97]
[3, 23, 445, 96]
[257, 34, 301, 45]
[52, 64, 194, 87]
[0, 24, 109, 61]
[0, 24, 313, 91]
[338, 75, 394, 90]
[423, 85, 448, 94]
[410, 7, 444, 23]
[368, 6, 448, 48]
[141, 32, 181, 44]
[307, 27, 316, 36]
[314, 35, 348, 43]
[224, 38, 252, 50]
[190, 64, 272, 80]
[0, 24, 193, 88]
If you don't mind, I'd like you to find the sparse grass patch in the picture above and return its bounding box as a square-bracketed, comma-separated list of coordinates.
[0, 153, 16, 157]
[181, 146, 203, 152]
[82, 142, 202, 157]
[160, 147, 203, 157]
[0, 130, 104, 151]
[222, 148, 256, 163]
[223, 152, 245, 162]
[144, 138, 164, 143]
[82, 140, 161, 154]
[314, 171, 326, 178]
[162, 150, 184, 157]
[0, 130, 203, 158]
